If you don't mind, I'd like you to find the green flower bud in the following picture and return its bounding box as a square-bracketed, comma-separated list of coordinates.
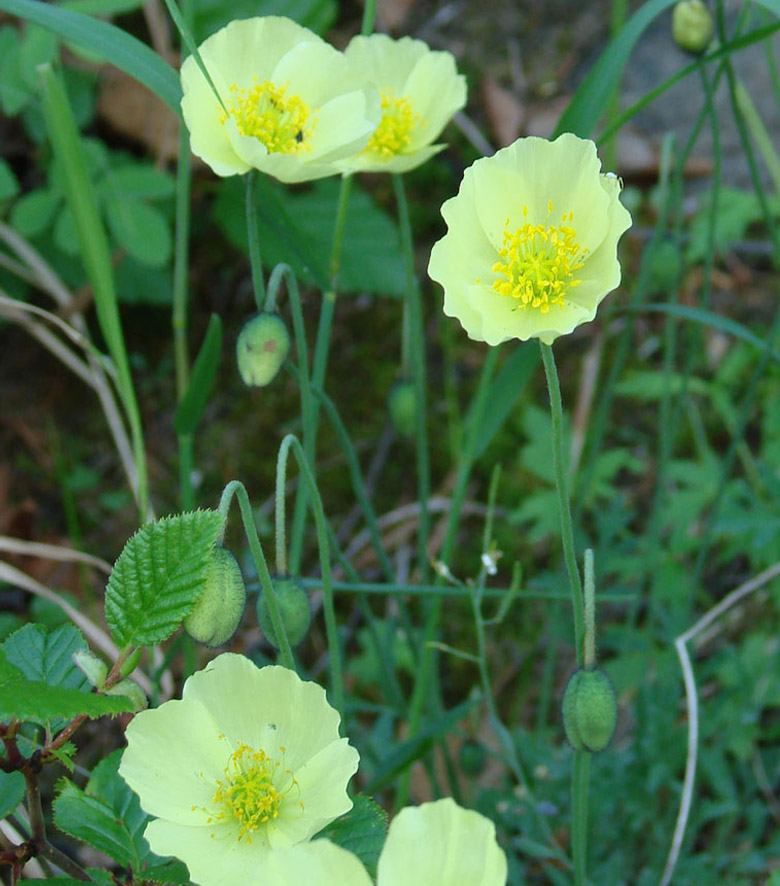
[562, 667, 617, 753]
[73, 650, 108, 689]
[120, 647, 142, 678]
[236, 312, 290, 387]
[106, 678, 147, 712]
[459, 739, 487, 777]
[256, 576, 311, 649]
[672, 0, 714, 54]
[388, 379, 417, 437]
[184, 547, 246, 647]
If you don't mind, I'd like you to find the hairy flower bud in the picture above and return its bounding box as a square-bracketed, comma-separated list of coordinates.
[73, 650, 108, 689]
[236, 312, 290, 387]
[672, 0, 714, 54]
[388, 379, 417, 437]
[106, 678, 148, 712]
[256, 575, 311, 648]
[562, 667, 617, 753]
[184, 547, 246, 647]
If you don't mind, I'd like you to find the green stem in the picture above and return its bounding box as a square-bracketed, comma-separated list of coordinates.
[397, 346, 499, 807]
[217, 480, 295, 669]
[583, 549, 596, 669]
[246, 171, 265, 307]
[393, 173, 431, 583]
[172, 126, 192, 400]
[572, 750, 591, 885]
[288, 174, 353, 572]
[178, 433, 195, 511]
[361, 0, 377, 33]
[278, 435, 343, 714]
[539, 342, 585, 666]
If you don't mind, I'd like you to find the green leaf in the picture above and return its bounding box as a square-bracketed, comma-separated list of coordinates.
[174, 313, 223, 436]
[0, 652, 133, 724]
[0, 770, 25, 820]
[555, 0, 678, 138]
[320, 795, 387, 879]
[3, 623, 88, 688]
[365, 696, 480, 793]
[101, 164, 176, 201]
[104, 509, 225, 647]
[466, 343, 538, 459]
[105, 196, 172, 267]
[54, 779, 143, 868]
[0, 158, 19, 200]
[10, 189, 60, 237]
[215, 177, 406, 296]
[0, 0, 182, 112]
[192, 0, 336, 41]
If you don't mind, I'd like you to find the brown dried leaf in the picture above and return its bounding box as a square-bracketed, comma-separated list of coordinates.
[482, 77, 524, 148]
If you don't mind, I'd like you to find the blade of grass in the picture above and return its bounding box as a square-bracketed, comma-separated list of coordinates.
[39, 63, 149, 521]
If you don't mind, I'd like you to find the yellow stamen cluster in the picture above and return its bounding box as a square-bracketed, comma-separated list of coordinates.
[491, 204, 586, 313]
[208, 743, 291, 841]
[364, 88, 419, 158]
[220, 79, 314, 154]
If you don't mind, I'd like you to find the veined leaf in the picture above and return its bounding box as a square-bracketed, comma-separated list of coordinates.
[320, 794, 387, 879]
[104, 510, 224, 648]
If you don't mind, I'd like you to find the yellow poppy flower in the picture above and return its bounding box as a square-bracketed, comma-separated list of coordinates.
[180, 17, 381, 182]
[249, 798, 507, 886]
[118, 654, 359, 886]
[428, 133, 632, 344]
[338, 34, 466, 174]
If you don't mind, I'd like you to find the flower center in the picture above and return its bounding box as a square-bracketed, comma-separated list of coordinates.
[209, 743, 291, 841]
[364, 89, 419, 158]
[220, 79, 314, 155]
[491, 204, 587, 313]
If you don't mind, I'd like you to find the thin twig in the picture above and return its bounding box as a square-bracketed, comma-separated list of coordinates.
[661, 560, 780, 886]
[0, 537, 111, 574]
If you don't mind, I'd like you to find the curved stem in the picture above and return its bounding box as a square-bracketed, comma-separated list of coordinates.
[217, 480, 295, 669]
[246, 171, 265, 308]
[539, 342, 585, 665]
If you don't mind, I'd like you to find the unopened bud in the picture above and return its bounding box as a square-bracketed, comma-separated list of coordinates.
[388, 379, 416, 437]
[562, 668, 617, 753]
[236, 312, 290, 387]
[73, 650, 108, 689]
[672, 0, 714, 54]
[184, 547, 246, 647]
[256, 576, 311, 649]
[120, 647, 142, 678]
[106, 678, 147, 712]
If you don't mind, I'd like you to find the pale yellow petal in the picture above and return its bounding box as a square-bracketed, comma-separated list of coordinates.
[182, 655, 345, 770]
[378, 798, 507, 886]
[144, 818, 265, 886]
[118, 699, 225, 825]
[344, 34, 427, 91]
[251, 840, 373, 886]
[403, 51, 466, 147]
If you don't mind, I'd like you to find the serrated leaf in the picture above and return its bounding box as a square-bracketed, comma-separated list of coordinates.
[0, 675, 133, 724]
[3, 623, 88, 688]
[0, 769, 25, 820]
[320, 794, 387, 879]
[54, 778, 142, 868]
[104, 510, 224, 648]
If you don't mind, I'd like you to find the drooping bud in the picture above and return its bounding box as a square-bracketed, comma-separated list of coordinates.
[184, 547, 246, 647]
[388, 379, 417, 437]
[672, 0, 714, 54]
[562, 667, 617, 753]
[236, 312, 290, 387]
[73, 650, 108, 689]
[106, 678, 147, 712]
[256, 575, 311, 648]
